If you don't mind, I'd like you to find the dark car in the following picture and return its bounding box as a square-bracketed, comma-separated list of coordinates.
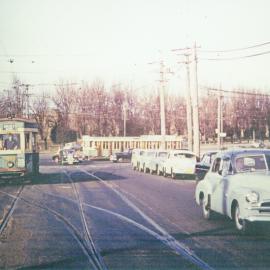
[195, 151, 217, 181]
[110, 149, 132, 163]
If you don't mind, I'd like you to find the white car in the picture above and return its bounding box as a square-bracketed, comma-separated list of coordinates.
[163, 150, 197, 179]
[148, 150, 168, 175]
[138, 150, 156, 173]
[131, 149, 144, 170]
[195, 149, 270, 233]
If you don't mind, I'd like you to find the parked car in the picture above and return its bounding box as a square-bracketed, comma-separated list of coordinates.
[195, 148, 270, 233]
[195, 151, 217, 181]
[131, 149, 144, 170]
[163, 150, 197, 179]
[110, 149, 132, 163]
[148, 150, 168, 175]
[140, 149, 156, 173]
[138, 150, 156, 173]
[53, 149, 80, 165]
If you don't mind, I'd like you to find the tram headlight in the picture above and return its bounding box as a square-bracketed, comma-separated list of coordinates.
[7, 161, 14, 168]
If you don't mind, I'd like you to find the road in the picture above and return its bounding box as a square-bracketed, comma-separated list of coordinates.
[0, 155, 270, 270]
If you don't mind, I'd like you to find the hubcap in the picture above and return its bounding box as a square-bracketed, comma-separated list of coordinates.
[235, 206, 243, 230]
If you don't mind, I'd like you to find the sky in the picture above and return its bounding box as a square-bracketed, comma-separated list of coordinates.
[0, 0, 270, 96]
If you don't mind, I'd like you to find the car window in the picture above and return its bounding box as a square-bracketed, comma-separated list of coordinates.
[265, 154, 270, 169]
[158, 152, 167, 157]
[201, 154, 210, 164]
[210, 153, 217, 163]
[221, 158, 233, 175]
[212, 157, 221, 173]
[173, 153, 195, 159]
[234, 155, 267, 173]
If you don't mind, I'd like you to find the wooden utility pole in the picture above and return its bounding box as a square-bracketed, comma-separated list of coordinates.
[192, 43, 200, 157]
[184, 53, 193, 151]
[217, 90, 223, 148]
[123, 101, 128, 137]
[159, 60, 166, 150]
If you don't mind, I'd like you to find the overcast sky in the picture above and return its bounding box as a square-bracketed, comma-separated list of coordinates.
[0, 0, 270, 95]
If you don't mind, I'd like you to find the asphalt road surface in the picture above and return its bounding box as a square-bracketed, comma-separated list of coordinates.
[0, 154, 270, 270]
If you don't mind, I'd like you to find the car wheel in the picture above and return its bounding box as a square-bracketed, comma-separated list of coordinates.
[201, 195, 212, 220]
[171, 168, 176, 179]
[143, 165, 147, 173]
[163, 168, 167, 177]
[150, 168, 154, 174]
[234, 203, 249, 233]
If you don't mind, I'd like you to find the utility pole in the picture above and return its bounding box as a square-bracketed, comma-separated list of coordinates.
[25, 84, 30, 119]
[217, 89, 224, 149]
[192, 43, 200, 157]
[148, 58, 173, 150]
[184, 53, 193, 151]
[159, 60, 166, 150]
[123, 101, 128, 137]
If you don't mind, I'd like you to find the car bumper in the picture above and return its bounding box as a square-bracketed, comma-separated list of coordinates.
[246, 215, 270, 222]
[244, 203, 270, 222]
[174, 168, 195, 174]
[0, 168, 26, 177]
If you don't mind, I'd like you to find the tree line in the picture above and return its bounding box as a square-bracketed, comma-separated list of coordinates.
[0, 77, 270, 149]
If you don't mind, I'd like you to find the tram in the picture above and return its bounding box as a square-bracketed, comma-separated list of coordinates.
[0, 118, 39, 177]
[82, 135, 185, 158]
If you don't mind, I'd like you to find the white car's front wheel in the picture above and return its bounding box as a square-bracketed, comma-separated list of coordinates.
[201, 196, 212, 220]
[171, 168, 176, 179]
[234, 203, 249, 233]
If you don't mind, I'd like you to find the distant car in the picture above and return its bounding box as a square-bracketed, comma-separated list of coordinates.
[53, 149, 80, 165]
[195, 151, 217, 181]
[195, 148, 270, 233]
[110, 149, 132, 163]
[163, 150, 197, 179]
[148, 150, 168, 175]
[131, 149, 144, 170]
[139, 150, 156, 173]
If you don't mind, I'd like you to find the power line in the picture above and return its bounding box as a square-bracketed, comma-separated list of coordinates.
[199, 50, 270, 61]
[200, 85, 270, 97]
[199, 41, 270, 53]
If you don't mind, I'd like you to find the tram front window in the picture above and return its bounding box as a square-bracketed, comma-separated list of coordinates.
[0, 134, 20, 150]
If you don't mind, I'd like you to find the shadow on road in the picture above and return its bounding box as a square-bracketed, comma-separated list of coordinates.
[0, 170, 126, 187]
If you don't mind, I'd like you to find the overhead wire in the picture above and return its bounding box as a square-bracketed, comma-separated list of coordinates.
[199, 50, 270, 61]
[199, 41, 270, 53]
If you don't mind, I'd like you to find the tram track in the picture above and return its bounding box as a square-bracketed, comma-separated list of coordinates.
[0, 188, 104, 270]
[76, 166, 214, 270]
[63, 169, 108, 270]
[0, 185, 24, 235]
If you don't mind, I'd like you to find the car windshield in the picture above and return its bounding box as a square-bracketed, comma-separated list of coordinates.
[174, 153, 195, 159]
[234, 154, 268, 173]
[158, 152, 167, 157]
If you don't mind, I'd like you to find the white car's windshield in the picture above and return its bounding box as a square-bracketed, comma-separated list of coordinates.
[158, 152, 167, 157]
[174, 153, 195, 159]
[235, 154, 268, 173]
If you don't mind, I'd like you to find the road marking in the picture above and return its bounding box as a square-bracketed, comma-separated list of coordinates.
[77, 167, 214, 270]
